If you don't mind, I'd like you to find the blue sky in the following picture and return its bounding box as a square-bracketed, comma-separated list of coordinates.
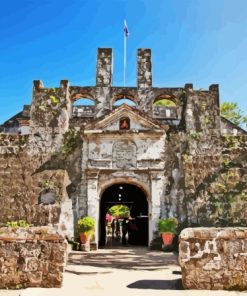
[0, 0, 247, 123]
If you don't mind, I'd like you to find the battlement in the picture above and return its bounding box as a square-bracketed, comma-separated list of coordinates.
[32, 48, 219, 92]
[33, 80, 70, 90]
[2, 48, 223, 136]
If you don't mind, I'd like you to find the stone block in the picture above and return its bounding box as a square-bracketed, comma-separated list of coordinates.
[0, 226, 66, 289]
[179, 227, 247, 290]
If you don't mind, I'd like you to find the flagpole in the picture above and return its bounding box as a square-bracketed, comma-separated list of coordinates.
[124, 28, 126, 88]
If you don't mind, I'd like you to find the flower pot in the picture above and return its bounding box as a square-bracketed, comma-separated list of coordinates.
[161, 232, 174, 245]
[79, 233, 91, 244]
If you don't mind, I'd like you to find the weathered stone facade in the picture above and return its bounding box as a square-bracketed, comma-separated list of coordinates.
[0, 48, 246, 247]
[0, 134, 71, 236]
[179, 227, 247, 290]
[0, 226, 67, 289]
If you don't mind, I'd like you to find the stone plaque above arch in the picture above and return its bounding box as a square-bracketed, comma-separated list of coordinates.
[112, 140, 137, 169]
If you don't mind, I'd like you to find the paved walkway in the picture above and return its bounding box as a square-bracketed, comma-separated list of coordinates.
[0, 246, 245, 296]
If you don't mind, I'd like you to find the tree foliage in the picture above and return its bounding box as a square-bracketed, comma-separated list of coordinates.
[108, 205, 130, 218]
[220, 102, 247, 129]
[153, 99, 176, 106]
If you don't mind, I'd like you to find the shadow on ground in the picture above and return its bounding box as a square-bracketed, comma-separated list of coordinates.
[68, 246, 178, 270]
[127, 279, 183, 290]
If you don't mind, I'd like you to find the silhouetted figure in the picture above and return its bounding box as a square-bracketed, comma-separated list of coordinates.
[115, 219, 120, 239]
[121, 218, 128, 245]
[111, 219, 115, 238]
[127, 219, 138, 244]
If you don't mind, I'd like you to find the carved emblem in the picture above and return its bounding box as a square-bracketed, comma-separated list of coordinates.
[112, 140, 136, 169]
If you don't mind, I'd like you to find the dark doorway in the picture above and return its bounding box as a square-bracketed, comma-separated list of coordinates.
[99, 183, 148, 247]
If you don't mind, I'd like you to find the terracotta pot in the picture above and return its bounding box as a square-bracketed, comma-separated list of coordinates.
[161, 232, 174, 245]
[80, 233, 91, 244]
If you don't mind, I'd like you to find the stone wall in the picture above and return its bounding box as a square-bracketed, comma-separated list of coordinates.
[0, 226, 67, 289]
[184, 135, 247, 226]
[179, 227, 247, 290]
[0, 153, 65, 226]
[0, 133, 73, 238]
[0, 134, 28, 154]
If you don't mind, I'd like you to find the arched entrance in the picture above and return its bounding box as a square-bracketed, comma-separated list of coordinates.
[99, 183, 148, 247]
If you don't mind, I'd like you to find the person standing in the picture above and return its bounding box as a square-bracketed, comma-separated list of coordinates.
[111, 219, 115, 238]
[127, 218, 138, 244]
[121, 218, 128, 245]
[115, 219, 120, 239]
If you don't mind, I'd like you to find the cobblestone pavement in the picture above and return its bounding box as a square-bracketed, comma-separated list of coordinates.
[0, 246, 245, 296]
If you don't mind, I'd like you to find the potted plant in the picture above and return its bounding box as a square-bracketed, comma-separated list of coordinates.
[77, 216, 96, 244]
[157, 217, 178, 245]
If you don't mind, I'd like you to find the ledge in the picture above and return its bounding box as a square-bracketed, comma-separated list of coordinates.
[0, 226, 65, 242]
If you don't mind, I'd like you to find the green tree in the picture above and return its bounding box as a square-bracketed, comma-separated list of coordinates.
[109, 205, 130, 218]
[220, 102, 247, 129]
[153, 99, 176, 107]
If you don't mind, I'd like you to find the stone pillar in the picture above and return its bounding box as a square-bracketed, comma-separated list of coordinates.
[96, 48, 113, 87]
[30, 80, 70, 133]
[29, 79, 70, 155]
[184, 83, 194, 132]
[209, 84, 221, 132]
[87, 170, 99, 247]
[77, 137, 89, 218]
[57, 199, 74, 240]
[77, 181, 87, 218]
[149, 173, 164, 244]
[184, 83, 222, 156]
[137, 49, 152, 89]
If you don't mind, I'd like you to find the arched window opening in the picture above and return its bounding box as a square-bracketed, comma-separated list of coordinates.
[113, 97, 137, 108]
[73, 98, 95, 106]
[153, 96, 178, 119]
[153, 98, 176, 107]
[72, 97, 96, 118]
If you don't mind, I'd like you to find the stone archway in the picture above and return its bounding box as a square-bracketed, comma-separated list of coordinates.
[99, 183, 149, 248]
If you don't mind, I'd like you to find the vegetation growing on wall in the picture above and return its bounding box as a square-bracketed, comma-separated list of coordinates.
[184, 134, 247, 227]
[61, 128, 79, 158]
[189, 130, 202, 141]
[6, 220, 32, 228]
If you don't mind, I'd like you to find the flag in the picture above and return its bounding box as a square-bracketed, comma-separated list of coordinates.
[124, 20, 129, 37]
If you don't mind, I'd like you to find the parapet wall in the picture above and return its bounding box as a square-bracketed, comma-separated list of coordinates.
[0, 226, 67, 289]
[179, 227, 247, 290]
[0, 134, 28, 154]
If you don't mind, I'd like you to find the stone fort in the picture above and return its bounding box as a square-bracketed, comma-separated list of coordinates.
[0, 48, 246, 248]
